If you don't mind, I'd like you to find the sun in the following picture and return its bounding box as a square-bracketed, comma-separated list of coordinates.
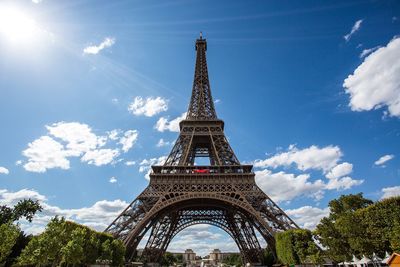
[0, 6, 40, 43]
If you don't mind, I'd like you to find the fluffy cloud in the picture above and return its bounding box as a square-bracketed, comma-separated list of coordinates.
[254, 145, 363, 202]
[255, 169, 325, 202]
[254, 144, 342, 172]
[0, 188, 127, 233]
[286, 206, 330, 230]
[344, 19, 363, 42]
[83, 37, 115, 55]
[23, 136, 71, 173]
[109, 177, 117, 183]
[381, 186, 400, 199]
[374, 154, 394, 166]
[344, 37, 400, 117]
[46, 122, 106, 156]
[325, 176, 363, 190]
[118, 130, 138, 152]
[156, 138, 171, 147]
[81, 148, 119, 166]
[128, 96, 168, 117]
[325, 162, 353, 179]
[22, 122, 138, 172]
[139, 156, 167, 180]
[155, 112, 187, 132]
[360, 46, 381, 58]
[165, 225, 238, 256]
[0, 166, 9, 174]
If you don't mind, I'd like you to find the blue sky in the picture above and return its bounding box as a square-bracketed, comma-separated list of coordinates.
[0, 0, 399, 256]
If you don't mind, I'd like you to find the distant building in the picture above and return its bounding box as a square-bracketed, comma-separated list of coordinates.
[209, 249, 240, 266]
[184, 249, 197, 263]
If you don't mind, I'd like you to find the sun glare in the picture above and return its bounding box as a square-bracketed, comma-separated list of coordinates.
[0, 6, 41, 43]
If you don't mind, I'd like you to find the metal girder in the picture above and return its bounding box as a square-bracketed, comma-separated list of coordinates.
[105, 35, 299, 266]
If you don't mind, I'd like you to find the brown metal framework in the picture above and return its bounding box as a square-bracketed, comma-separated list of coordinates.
[105, 35, 298, 265]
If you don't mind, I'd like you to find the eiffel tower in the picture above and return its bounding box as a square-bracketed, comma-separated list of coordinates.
[106, 34, 298, 265]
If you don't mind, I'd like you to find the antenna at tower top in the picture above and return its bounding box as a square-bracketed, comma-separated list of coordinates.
[199, 31, 203, 39]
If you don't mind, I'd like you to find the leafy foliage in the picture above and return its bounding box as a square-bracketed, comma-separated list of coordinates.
[315, 194, 400, 261]
[17, 217, 126, 266]
[0, 223, 20, 263]
[160, 252, 177, 266]
[222, 253, 242, 267]
[0, 199, 42, 224]
[261, 248, 275, 267]
[275, 229, 321, 265]
[0, 198, 42, 265]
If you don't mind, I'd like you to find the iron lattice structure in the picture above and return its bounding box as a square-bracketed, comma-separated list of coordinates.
[105, 35, 298, 265]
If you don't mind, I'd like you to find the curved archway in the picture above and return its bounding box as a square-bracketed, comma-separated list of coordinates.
[129, 196, 274, 264]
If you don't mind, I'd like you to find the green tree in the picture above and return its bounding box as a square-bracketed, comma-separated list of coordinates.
[4, 231, 32, 266]
[0, 199, 42, 224]
[101, 239, 113, 261]
[111, 239, 126, 266]
[160, 252, 176, 267]
[222, 253, 242, 267]
[0, 223, 20, 263]
[61, 227, 86, 265]
[315, 194, 400, 261]
[17, 217, 126, 266]
[391, 221, 400, 252]
[276, 229, 321, 265]
[314, 193, 373, 262]
[261, 248, 275, 267]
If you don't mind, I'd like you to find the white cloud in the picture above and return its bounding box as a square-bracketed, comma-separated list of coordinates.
[81, 149, 119, 166]
[255, 169, 325, 202]
[326, 162, 353, 179]
[374, 154, 394, 166]
[0, 166, 9, 175]
[344, 19, 363, 42]
[286, 206, 330, 230]
[165, 225, 238, 256]
[325, 176, 363, 190]
[139, 156, 167, 180]
[32, 0, 42, 3]
[22, 136, 70, 173]
[360, 46, 381, 58]
[108, 129, 120, 140]
[156, 138, 171, 147]
[254, 145, 342, 172]
[109, 177, 117, 183]
[128, 96, 168, 117]
[46, 122, 105, 156]
[0, 188, 128, 233]
[22, 122, 138, 172]
[0, 188, 47, 206]
[155, 112, 187, 132]
[83, 37, 115, 55]
[381, 186, 400, 199]
[118, 130, 138, 152]
[344, 37, 400, 117]
[125, 160, 136, 166]
[254, 145, 363, 201]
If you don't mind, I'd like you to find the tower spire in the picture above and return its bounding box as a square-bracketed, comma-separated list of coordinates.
[186, 34, 217, 120]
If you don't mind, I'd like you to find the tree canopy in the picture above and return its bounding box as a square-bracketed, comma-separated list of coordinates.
[0, 199, 42, 224]
[315, 194, 400, 261]
[17, 217, 126, 266]
[275, 228, 321, 265]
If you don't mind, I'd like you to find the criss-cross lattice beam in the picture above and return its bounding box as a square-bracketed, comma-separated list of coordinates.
[186, 36, 217, 120]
